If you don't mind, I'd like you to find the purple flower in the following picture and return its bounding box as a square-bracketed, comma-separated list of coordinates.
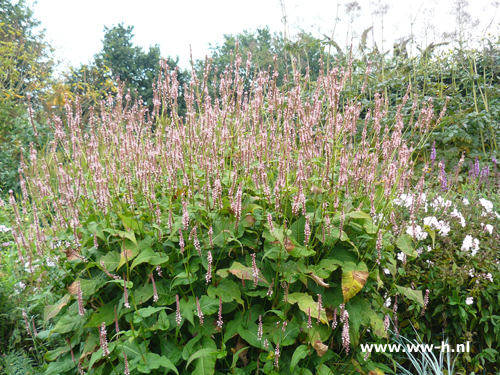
[430, 141, 436, 161]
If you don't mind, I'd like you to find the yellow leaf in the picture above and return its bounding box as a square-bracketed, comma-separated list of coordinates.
[342, 262, 368, 303]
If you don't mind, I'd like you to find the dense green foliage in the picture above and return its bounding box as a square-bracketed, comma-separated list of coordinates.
[2, 1, 500, 374]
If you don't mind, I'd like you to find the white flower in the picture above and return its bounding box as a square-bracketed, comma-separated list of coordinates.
[462, 197, 470, 205]
[384, 296, 392, 308]
[46, 258, 56, 267]
[468, 268, 475, 278]
[461, 235, 474, 252]
[485, 273, 494, 282]
[423, 216, 440, 229]
[416, 247, 424, 256]
[426, 260, 435, 267]
[406, 224, 428, 241]
[383, 268, 390, 275]
[393, 194, 413, 208]
[471, 239, 480, 256]
[479, 198, 494, 213]
[0, 224, 12, 232]
[484, 224, 494, 235]
[450, 208, 466, 227]
[431, 196, 452, 210]
[438, 221, 451, 236]
[397, 252, 407, 263]
[465, 297, 474, 305]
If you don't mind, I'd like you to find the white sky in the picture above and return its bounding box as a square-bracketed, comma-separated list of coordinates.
[28, 0, 500, 72]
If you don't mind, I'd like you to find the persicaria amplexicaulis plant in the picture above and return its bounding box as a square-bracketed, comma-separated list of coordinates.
[12, 53, 446, 374]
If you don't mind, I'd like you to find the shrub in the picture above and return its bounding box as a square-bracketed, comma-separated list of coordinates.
[13, 57, 446, 374]
[391, 156, 500, 373]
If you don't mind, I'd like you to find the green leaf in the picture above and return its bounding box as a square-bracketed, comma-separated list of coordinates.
[161, 340, 183, 366]
[134, 284, 154, 305]
[341, 261, 368, 303]
[44, 294, 71, 323]
[99, 251, 120, 272]
[118, 213, 144, 233]
[395, 234, 418, 258]
[186, 348, 218, 369]
[395, 286, 424, 306]
[79, 277, 106, 295]
[137, 306, 169, 318]
[87, 298, 120, 327]
[45, 357, 75, 374]
[290, 345, 310, 373]
[287, 293, 328, 324]
[289, 246, 316, 258]
[130, 248, 156, 270]
[117, 239, 140, 270]
[199, 295, 220, 315]
[227, 261, 269, 285]
[193, 337, 218, 375]
[138, 352, 179, 374]
[52, 314, 86, 334]
[207, 278, 243, 305]
[346, 211, 372, 220]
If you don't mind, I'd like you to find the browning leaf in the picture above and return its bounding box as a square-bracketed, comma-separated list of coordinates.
[308, 272, 330, 288]
[312, 340, 328, 357]
[233, 335, 249, 366]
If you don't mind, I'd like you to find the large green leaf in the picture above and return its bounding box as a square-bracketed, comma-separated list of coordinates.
[99, 251, 120, 272]
[79, 277, 106, 295]
[395, 286, 424, 306]
[341, 261, 368, 303]
[52, 314, 86, 334]
[130, 248, 156, 270]
[45, 358, 75, 374]
[44, 294, 71, 323]
[87, 298, 120, 327]
[290, 345, 310, 373]
[207, 278, 243, 305]
[137, 352, 179, 374]
[395, 234, 418, 258]
[224, 261, 269, 285]
[117, 239, 140, 270]
[137, 306, 169, 318]
[287, 293, 328, 324]
[193, 337, 218, 375]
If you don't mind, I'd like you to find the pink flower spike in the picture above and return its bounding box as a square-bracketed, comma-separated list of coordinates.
[175, 295, 182, 326]
[196, 296, 204, 325]
[217, 297, 223, 328]
[251, 253, 258, 288]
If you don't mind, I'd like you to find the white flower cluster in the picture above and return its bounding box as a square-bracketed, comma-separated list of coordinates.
[406, 222, 428, 241]
[0, 224, 11, 232]
[461, 235, 480, 256]
[423, 216, 451, 236]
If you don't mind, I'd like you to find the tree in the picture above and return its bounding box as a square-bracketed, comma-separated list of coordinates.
[0, 0, 54, 195]
[195, 26, 336, 95]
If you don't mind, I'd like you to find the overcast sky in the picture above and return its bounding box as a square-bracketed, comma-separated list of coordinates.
[28, 0, 500, 72]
